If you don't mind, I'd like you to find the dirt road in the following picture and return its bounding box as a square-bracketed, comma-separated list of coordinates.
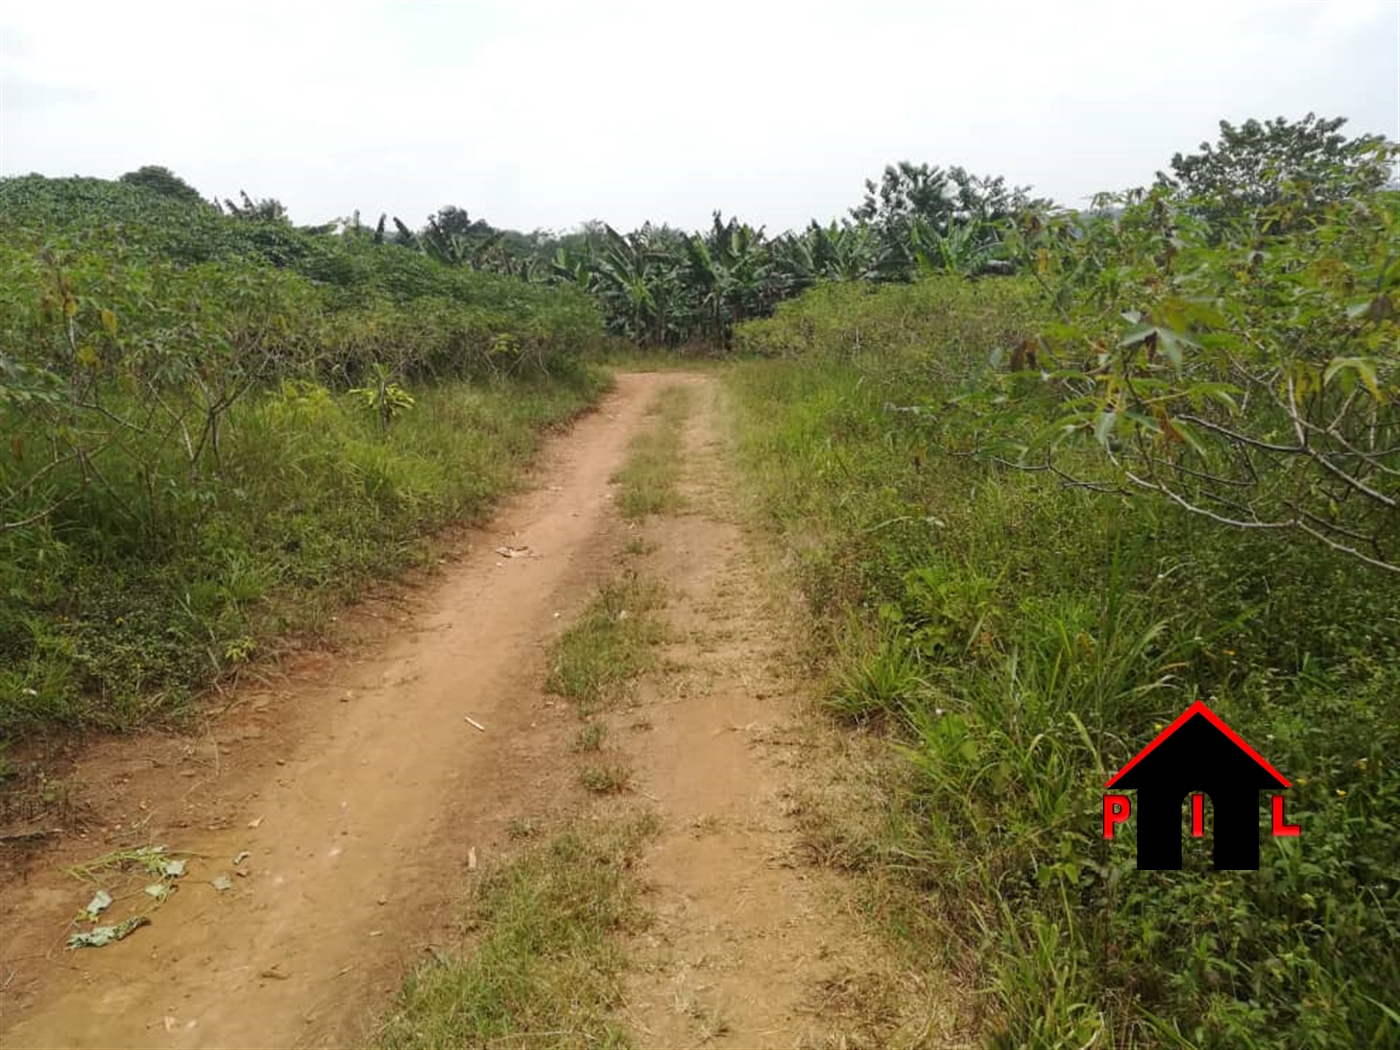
[0, 372, 935, 1048]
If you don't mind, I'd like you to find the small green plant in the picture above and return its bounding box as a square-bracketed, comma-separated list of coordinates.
[547, 573, 665, 710]
[349, 363, 416, 432]
[580, 764, 633, 795]
[826, 630, 925, 723]
[505, 818, 540, 840]
[573, 722, 606, 752]
[622, 536, 656, 556]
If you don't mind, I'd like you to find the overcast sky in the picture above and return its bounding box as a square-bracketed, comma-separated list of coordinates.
[1, 1, 1396, 233]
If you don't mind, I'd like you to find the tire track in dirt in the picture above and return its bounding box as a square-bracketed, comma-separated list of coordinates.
[611, 379, 953, 1048]
[0, 373, 689, 1049]
[2, 371, 956, 1050]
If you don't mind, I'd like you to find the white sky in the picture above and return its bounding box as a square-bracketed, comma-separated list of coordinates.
[2, 0, 1397, 233]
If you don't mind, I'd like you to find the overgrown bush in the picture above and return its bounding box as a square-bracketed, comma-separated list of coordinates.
[727, 270, 1400, 1045]
[0, 175, 608, 740]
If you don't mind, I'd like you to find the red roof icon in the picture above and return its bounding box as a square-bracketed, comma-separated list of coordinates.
[1105, 700, 1290, 789]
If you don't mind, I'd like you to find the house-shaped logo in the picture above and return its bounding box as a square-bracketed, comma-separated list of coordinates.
[1102, 701, 1299, 870]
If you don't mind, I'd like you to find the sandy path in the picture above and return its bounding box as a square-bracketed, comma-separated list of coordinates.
[615, 381, 912, 1048]
[2, 371, 952, 1049]
[0, 372, 687, 1049]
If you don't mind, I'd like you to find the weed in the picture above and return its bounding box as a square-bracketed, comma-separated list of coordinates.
[623, 536, 657, 556]
[546, 573, 665, 709]
[573, 722, 607, 752]
[378, 817, 658, 1049]
[580, 764, 633, 795]
[611, 386, 693, 519]
[826, 630, 926, 724]
[505, 818, 540, 841]
[690, 814, 724, 836]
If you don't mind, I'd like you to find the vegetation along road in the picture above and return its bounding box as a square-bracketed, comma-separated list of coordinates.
[4, 371, 920, 1048]
[2, 109, 1399, 1048]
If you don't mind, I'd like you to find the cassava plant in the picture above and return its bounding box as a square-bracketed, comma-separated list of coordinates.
[969, 137, 1400, 573]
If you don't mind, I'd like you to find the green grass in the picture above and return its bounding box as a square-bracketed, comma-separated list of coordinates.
[579, 763, 633, 795]
[545, 573, 665, 713]
[0, 368, 610, 741]
[724, 278, 1400, 1048]
[573, 722, 607, 752]
[377, 815, 658, 1050]
[0, 173, 613, 745]
[610, 386, 693, 520]
[622, 536, 657, 556]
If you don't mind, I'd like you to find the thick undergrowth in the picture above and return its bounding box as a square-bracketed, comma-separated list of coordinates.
[726, 274, 1400, 1048]
[0, 175, 609, 742]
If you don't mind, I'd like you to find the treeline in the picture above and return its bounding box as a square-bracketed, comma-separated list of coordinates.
[102, 113, 1395, 356]
[114, 160, 1040, 348]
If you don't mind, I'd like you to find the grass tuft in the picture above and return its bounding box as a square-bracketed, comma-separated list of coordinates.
[546, 573, 664, 711]
[622, 536, 657, 556]
[611, 386, 693, 520]
[579, 763, 633, 795]
[573, 722, 607, 753]
[377, 816, 658, 1050]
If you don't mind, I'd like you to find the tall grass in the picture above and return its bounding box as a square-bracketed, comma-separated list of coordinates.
[726, 278, 1400, 1047]
[0, 368, 609, 739]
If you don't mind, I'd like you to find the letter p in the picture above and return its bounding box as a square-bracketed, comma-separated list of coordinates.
[1103, 794, 1131, 839]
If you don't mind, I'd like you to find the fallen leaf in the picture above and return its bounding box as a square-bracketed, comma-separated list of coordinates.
[67, 915, 150, 949]
[84, 889, 113, 918]
[210, 875, 233, 892]
[144, 882, 170, 900]
[248, 817, 264, 829]
[232, 851, 250, 865]
[162, 859, 187, 878]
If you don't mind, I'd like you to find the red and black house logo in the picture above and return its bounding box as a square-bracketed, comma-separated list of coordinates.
[1103, 701, 1300, 870]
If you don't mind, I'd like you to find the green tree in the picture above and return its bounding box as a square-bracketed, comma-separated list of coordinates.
[118, 165, 206, 205]
[986, 138, 1400, 573]
[428, 205, 493, 241]
[221, 190, 290, 223]
[1159, 113, 1392, 229]
[851, 162, 1038, 276]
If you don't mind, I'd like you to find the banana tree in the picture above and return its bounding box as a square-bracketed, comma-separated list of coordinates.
[593, 225, 661, 341]
[909, 216, 1011, 277]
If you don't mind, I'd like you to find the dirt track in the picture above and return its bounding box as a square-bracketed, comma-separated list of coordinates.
[0, 372, 925, 1049]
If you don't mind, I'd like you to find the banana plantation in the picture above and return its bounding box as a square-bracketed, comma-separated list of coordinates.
[378, 162, 1040, 347]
